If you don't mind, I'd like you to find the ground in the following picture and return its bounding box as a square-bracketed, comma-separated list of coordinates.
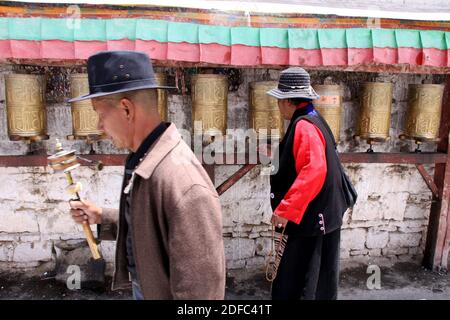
[0, 262, 449, 300]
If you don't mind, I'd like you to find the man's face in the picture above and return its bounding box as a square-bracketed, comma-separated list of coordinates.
[278, 99, 295, 120]
[92, 98, 132, 150]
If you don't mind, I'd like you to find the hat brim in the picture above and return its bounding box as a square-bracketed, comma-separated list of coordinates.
[68, 84, 176, 103]
[266, 87, 320, 100]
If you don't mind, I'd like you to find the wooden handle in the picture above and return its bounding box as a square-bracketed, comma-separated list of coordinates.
[65, 171, 102, 260]
[82, 221, 101, 260]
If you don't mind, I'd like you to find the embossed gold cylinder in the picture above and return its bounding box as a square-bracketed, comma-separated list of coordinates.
[404, 84, 444, 142]
[313, 85, 342, 142]
[192, 74, 228, 136]
[249, 81, 284, 140]
[69, 74, 103, 139]
[154, 73, 168, 122]
[5, 74, 48, 141]
[358, 82, 393, 141]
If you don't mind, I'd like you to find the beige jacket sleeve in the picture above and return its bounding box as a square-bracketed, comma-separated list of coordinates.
[97, 208, 119, 241]
[167, 184, 226, 300]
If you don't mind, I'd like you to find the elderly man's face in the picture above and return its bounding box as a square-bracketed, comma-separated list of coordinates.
[92, 98, 132, 150]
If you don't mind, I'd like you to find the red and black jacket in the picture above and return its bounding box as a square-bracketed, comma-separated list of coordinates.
[270, 105, 347, 236]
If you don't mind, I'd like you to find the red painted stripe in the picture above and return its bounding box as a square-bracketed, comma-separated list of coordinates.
[423, 48, 448, 67]
[74, 41, 108, 59]
[200, 43, 231, 64]
[135, 40, 167, 61]
[261, 46, 289, 65]
[231, 44, 261, 65]
[288, 48, 322, 66]
[348, 48, 373, 65]
[0, 40, 12, 59]
[107, 39, 135, 51]
[320, 48, 348, 66]
[9, 40, 41, 59]
[398, 47, 423, 65]
[373, 47, 398, 64]
[167, 42, 200, 62]
[1, 39, 448, 69]
[41, 40, 75, 59]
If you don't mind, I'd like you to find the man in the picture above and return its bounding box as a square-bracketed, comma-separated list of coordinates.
[266, 67, 348, 300]
[69, 51, 225, 300]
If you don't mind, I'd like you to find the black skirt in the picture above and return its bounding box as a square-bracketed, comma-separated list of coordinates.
[272, 227, 341, 300]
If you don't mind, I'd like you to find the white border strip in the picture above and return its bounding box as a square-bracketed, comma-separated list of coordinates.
[5, 0, 450, 21]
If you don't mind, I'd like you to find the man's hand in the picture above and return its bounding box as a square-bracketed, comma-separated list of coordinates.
[70, 199, 102, 225]
[271, 214, 288, 229]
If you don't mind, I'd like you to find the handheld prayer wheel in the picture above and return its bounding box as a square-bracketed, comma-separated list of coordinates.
[47, 140, 103, 260]
[192, 74, 228, 136]
[5, 74, 48, 142]
[154, 73, 168, 122]
[357, 82, 393, 151]
[400, 84, 444, 149]
[68, 74, 104, 141]
[249, 81, 284, 140]
[313, 85, 342, 142]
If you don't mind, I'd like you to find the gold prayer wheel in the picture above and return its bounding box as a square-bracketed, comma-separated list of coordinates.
[5, 74, 48, 142]
[68, 74, 104, 141]
[358, 82, 393, 144]
[154, 73, 168, 122]
[313, 85, 342, 142]
[192, 74, 228, 136]
[249, 81, 284, 140]
[401, 84, 444, 144]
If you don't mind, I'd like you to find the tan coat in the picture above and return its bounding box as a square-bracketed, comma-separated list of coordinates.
[99, 123, 225, 299]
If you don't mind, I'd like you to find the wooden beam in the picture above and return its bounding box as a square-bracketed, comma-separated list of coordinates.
[338, 152, 447, 164]
[0, 152, 447, 167]
[423, 75, 450, 272]
[216, 164, 257, 196]
[416, 164, 441, 199]
[439, 137, 450, 271]
[2, 58, 450, 75]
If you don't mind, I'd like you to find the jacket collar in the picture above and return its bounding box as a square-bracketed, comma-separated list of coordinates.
[134, 123, 181, 180]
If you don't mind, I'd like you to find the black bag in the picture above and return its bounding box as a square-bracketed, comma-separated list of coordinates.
[340, 162, 358, 208]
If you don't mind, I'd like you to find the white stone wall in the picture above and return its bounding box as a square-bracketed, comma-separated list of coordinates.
[0, 66, 446, 274]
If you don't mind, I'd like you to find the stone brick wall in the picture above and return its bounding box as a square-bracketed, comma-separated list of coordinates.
[0, 65, 446, 274]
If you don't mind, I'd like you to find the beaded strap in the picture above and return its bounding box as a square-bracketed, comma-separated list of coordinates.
[265, 225, 288, 282]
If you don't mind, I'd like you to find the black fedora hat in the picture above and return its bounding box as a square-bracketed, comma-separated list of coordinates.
[68, 50, 175, 102]
[267, 67, 319, 100]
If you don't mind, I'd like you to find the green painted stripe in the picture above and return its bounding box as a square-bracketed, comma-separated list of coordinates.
[420, 30, 447, 50]
[260, 28, 288, 48]
[199, 24, 230, 46]
[1, 17, 450, 51]
[168, 22, 198, 43]
[288, 28, 319, 49]
[8, 17, 41, 41]
[75, 19, 107, 41]
[0, 18, 8, 40]
[106, 19, 136, 41]
[346, 28, 372, 49]
[395, 29, 421, 48]
[318, 29, 347, 49]
[41, 18, 74, 41]
[372, 29, 397, 48]
[136, 19, 168, 42]
[231, 27, 260, 46]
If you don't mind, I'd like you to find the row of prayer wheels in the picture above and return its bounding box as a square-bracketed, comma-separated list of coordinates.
[4, 73, 445, 148]
[4, 73, 168, 143]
